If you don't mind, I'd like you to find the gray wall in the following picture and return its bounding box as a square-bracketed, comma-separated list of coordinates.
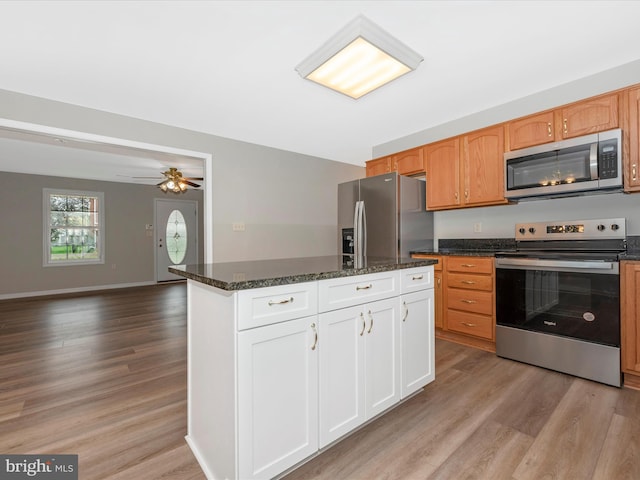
[0, 172, 204, 297]
[0, 89, 364, 296]
[372, 59, 640, 242]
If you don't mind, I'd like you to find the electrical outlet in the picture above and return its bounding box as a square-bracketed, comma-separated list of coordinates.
[232, 222, 245, 232]
[473, 222, 482, 233]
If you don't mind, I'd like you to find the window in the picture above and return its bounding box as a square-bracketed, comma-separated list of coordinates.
[43, 189, 105, 266]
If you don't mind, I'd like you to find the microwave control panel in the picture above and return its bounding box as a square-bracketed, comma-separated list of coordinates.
[599, 139, 619, 179]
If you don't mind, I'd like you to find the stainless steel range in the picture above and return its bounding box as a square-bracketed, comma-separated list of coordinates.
[495, 218, 626, 387]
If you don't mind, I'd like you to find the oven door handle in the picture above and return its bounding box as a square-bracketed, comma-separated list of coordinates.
[495, 257, 618, 274]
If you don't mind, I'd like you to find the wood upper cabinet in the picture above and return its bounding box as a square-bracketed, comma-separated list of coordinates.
[622, 261, 640, 389]
[365, 156, 391, 177]
[507, 93, 620, 151]
[425, 126, 507, 210]
[462, 125, 507, 207]
[424, 138, 461, 209]
[625, 87, 640, 191]
[559, 93, 619, 139]
[393, 147, 425, 176]
[508, 111, 555, 150]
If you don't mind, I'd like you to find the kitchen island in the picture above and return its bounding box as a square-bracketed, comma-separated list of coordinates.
[169, 256, 436, 480]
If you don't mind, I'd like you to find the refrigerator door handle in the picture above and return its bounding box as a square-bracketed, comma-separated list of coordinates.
[361, 201, 367, 257]
[353, 201, 361, 259]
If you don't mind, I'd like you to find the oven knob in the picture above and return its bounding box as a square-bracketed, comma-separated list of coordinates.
[528, 227, 536, 234]
[518, 227, 526, 235]
[597, 224, 606, 231]
[611, 223, 620, 231]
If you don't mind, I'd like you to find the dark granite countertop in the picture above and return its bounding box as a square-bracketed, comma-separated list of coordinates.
[169, 255, 438, 291]
[412, 238, 516, 257]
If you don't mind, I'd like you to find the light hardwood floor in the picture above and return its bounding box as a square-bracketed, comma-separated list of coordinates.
[1, 284, 639, 479]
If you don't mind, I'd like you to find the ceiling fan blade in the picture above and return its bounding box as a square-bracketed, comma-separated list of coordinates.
[184, 180, 201, 188]
[156, 180, 167, 186]
[184, 177, 204, 181]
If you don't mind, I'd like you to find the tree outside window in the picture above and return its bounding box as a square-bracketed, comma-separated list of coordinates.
[44, 189, 105, 265]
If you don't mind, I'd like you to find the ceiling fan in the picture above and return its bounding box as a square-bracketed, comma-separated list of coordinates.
[134, 167, 204, 193]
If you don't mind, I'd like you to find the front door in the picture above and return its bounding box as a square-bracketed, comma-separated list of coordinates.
[155, 199, 198, 282]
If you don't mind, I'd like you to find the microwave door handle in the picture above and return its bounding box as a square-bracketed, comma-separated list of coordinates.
[590, 143, 598, 180]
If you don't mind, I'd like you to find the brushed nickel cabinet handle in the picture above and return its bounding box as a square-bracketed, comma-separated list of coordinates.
[356, 284, 372, 291]
[460, 264, 476, 268]
[268, 297, 293, 306]
[461, 322, 477, 327]
[310, 323, 318, 350]
[437, 277, 441, 286]
[547, 122, 552, 136]
[460, 299, 477, 304]
[360, 312, 366, 336]
[454, 191, 459, 199]
[563, 118, 568, 135]
[633, 163, 637, 181]
[464, 190, 468, 199]
[367, 310, 374, 334]
[412, 274, 424, 280]
[402, 301, 408, 322]
[461, 280, 476, 285]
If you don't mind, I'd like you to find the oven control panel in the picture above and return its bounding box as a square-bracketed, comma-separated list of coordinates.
[515, 218, 626, 240]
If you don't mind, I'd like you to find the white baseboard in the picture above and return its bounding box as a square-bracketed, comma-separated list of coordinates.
[0, 281, 157, 300]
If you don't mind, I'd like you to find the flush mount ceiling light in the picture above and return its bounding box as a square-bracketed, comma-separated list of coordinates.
[295, 15, 423, 99]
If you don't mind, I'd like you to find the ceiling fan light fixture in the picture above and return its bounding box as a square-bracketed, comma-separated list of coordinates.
[295, 15, 423, 99]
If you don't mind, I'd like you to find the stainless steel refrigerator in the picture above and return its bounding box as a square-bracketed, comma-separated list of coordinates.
[338, 172, 434, 262]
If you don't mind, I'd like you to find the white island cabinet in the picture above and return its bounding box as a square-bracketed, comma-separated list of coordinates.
[174, 257, 435, 480]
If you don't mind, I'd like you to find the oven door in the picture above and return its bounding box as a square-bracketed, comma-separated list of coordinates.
[495, 257, 620, 347]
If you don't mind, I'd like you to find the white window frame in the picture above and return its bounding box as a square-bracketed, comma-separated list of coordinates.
[43, 188, 105, 267]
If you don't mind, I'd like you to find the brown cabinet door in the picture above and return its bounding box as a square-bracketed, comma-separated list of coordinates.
[559, 93, 619, 139]
[462, 126, 507, 207]
[393, 147, 424, 176]
[425, 138, 461, 210]
[626, 88, 640, 191]
[622, 262, 640, 374]
[508, 111, 555, 150]
[365, 157, 391, 177]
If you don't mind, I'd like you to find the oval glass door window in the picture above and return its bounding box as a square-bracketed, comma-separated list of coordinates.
[166, 209, 187, 264]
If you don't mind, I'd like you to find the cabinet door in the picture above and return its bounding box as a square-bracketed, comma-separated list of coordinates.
[425, 138, 461, 210]
[559, 94, 619, 139]
[319, 305, 365, 447]
[364, 297, 401, 419]
[401, 289, 435, 398]
[366, 156, 391, 177]
[626, 88, 640, 191]
[622, 262, 640, 375]
[462, 125, 507, 206]
[508, 111, 555, 150]
[393, 147, 425, 176]
[238, 317, 319, 479]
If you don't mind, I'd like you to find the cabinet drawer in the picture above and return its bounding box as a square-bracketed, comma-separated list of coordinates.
[446, 256, 493, 274]
[401, 266, 434, 293]
[446, 310, 493, 340]
[446, 288, 493, 315]
[319, 271, 399, 313]
[447, 273, 492, 291]
[238, 282, 317, 330]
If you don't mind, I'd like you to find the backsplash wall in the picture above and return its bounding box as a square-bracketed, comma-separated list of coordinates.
[433, 191, 640, 247]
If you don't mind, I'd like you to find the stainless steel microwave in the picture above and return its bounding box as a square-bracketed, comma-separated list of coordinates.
[504, 129, 622, 200]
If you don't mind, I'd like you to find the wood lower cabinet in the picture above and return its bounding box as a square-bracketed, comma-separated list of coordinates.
[625, 88, 640, 191]
[425, 126, 507, 210]
[442, 256, 496, 350]
[622, 261, 640, 389]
